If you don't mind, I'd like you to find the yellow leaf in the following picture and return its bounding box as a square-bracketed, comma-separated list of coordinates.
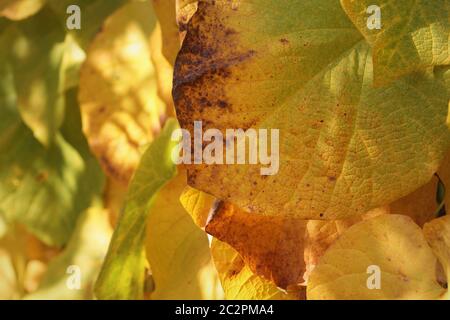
[179, 186, 216, 228]
[0, 249, 21, 299]
[152, 0, 179, 65]
[0, 0, 46, 20]
[211, 239, 304, 300]
[173, 0, 450, 220]
[307, 214, 446, 300]
[340, 0, 450, 86]
[0, 225, 58, 299]
[150, 23, 176, 116]
[95, 119, 179, 300]
[79, 0, 164, 184]
[146, 170, 223, 299]
[176, 0, 198, 42]
[181, 188, 387, 288]
[207, 201, 307, 289]
[424, 215, 450, 292]
[303, 206, 387, 280]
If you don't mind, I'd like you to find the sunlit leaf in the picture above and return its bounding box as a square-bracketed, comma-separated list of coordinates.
[150, 23, 177, 117]
[179, 186, 216, 228]
[181, 187, 387, 288]
[79, 0, 164, 185]
[152, 0, 179, 65]
[423, 215, 450, 299]
[340, 0, 450, 86]
[0, 0, 46, 21]
[211, 239, 304, 300]
[307, 214, 446, 300]
[146, 170, 223, 299]
[176, 0, 197, 41]
[0, 224, 56, 299]
[95, 119, 179, 300]
[61, 34, 86, 91]
[173, 0, 450, 220]
[47, 0, 127, 50]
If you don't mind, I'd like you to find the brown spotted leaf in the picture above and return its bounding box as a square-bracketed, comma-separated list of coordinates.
[173, 0, 450, 220]
[181, 188, 388, 288]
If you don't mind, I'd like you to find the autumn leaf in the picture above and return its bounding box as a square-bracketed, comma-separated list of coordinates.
[150, 23, 177, 116]
[181, 187, 388, 288]
[95, 119, 179, 300]
[0, 224, 60, 299]
[307, 214, 447, 300]
[79, 0, 165, 185]
[152, 0, 179, 65]
[1, 0, 449, 303]
[179, 186, 216, 228]
[207, 201, 308, 289]
[340, 0, 450, 86]
[176, 0, 198, 41]
[146, 170, 223, 300]
[47, 0, 128, 50]
[97, 120, 223, 299]
[0, 245, 21, 299]
[423, 215, 450, 299]
[211, 239, 304, 300]
[173, 0, 450, 220]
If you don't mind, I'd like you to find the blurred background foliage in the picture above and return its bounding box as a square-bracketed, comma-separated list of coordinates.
[2, 0, 449, 301]
[0, 0, 223, 300]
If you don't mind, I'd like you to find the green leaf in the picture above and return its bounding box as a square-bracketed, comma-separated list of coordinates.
[0, 73, 104, 246]
[341, 0, 450, 86]
[95, 118, 179, 300]
[47, 0, 128, 50]
[173, 0, 450, 220]
[2, 6, 66, 146]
